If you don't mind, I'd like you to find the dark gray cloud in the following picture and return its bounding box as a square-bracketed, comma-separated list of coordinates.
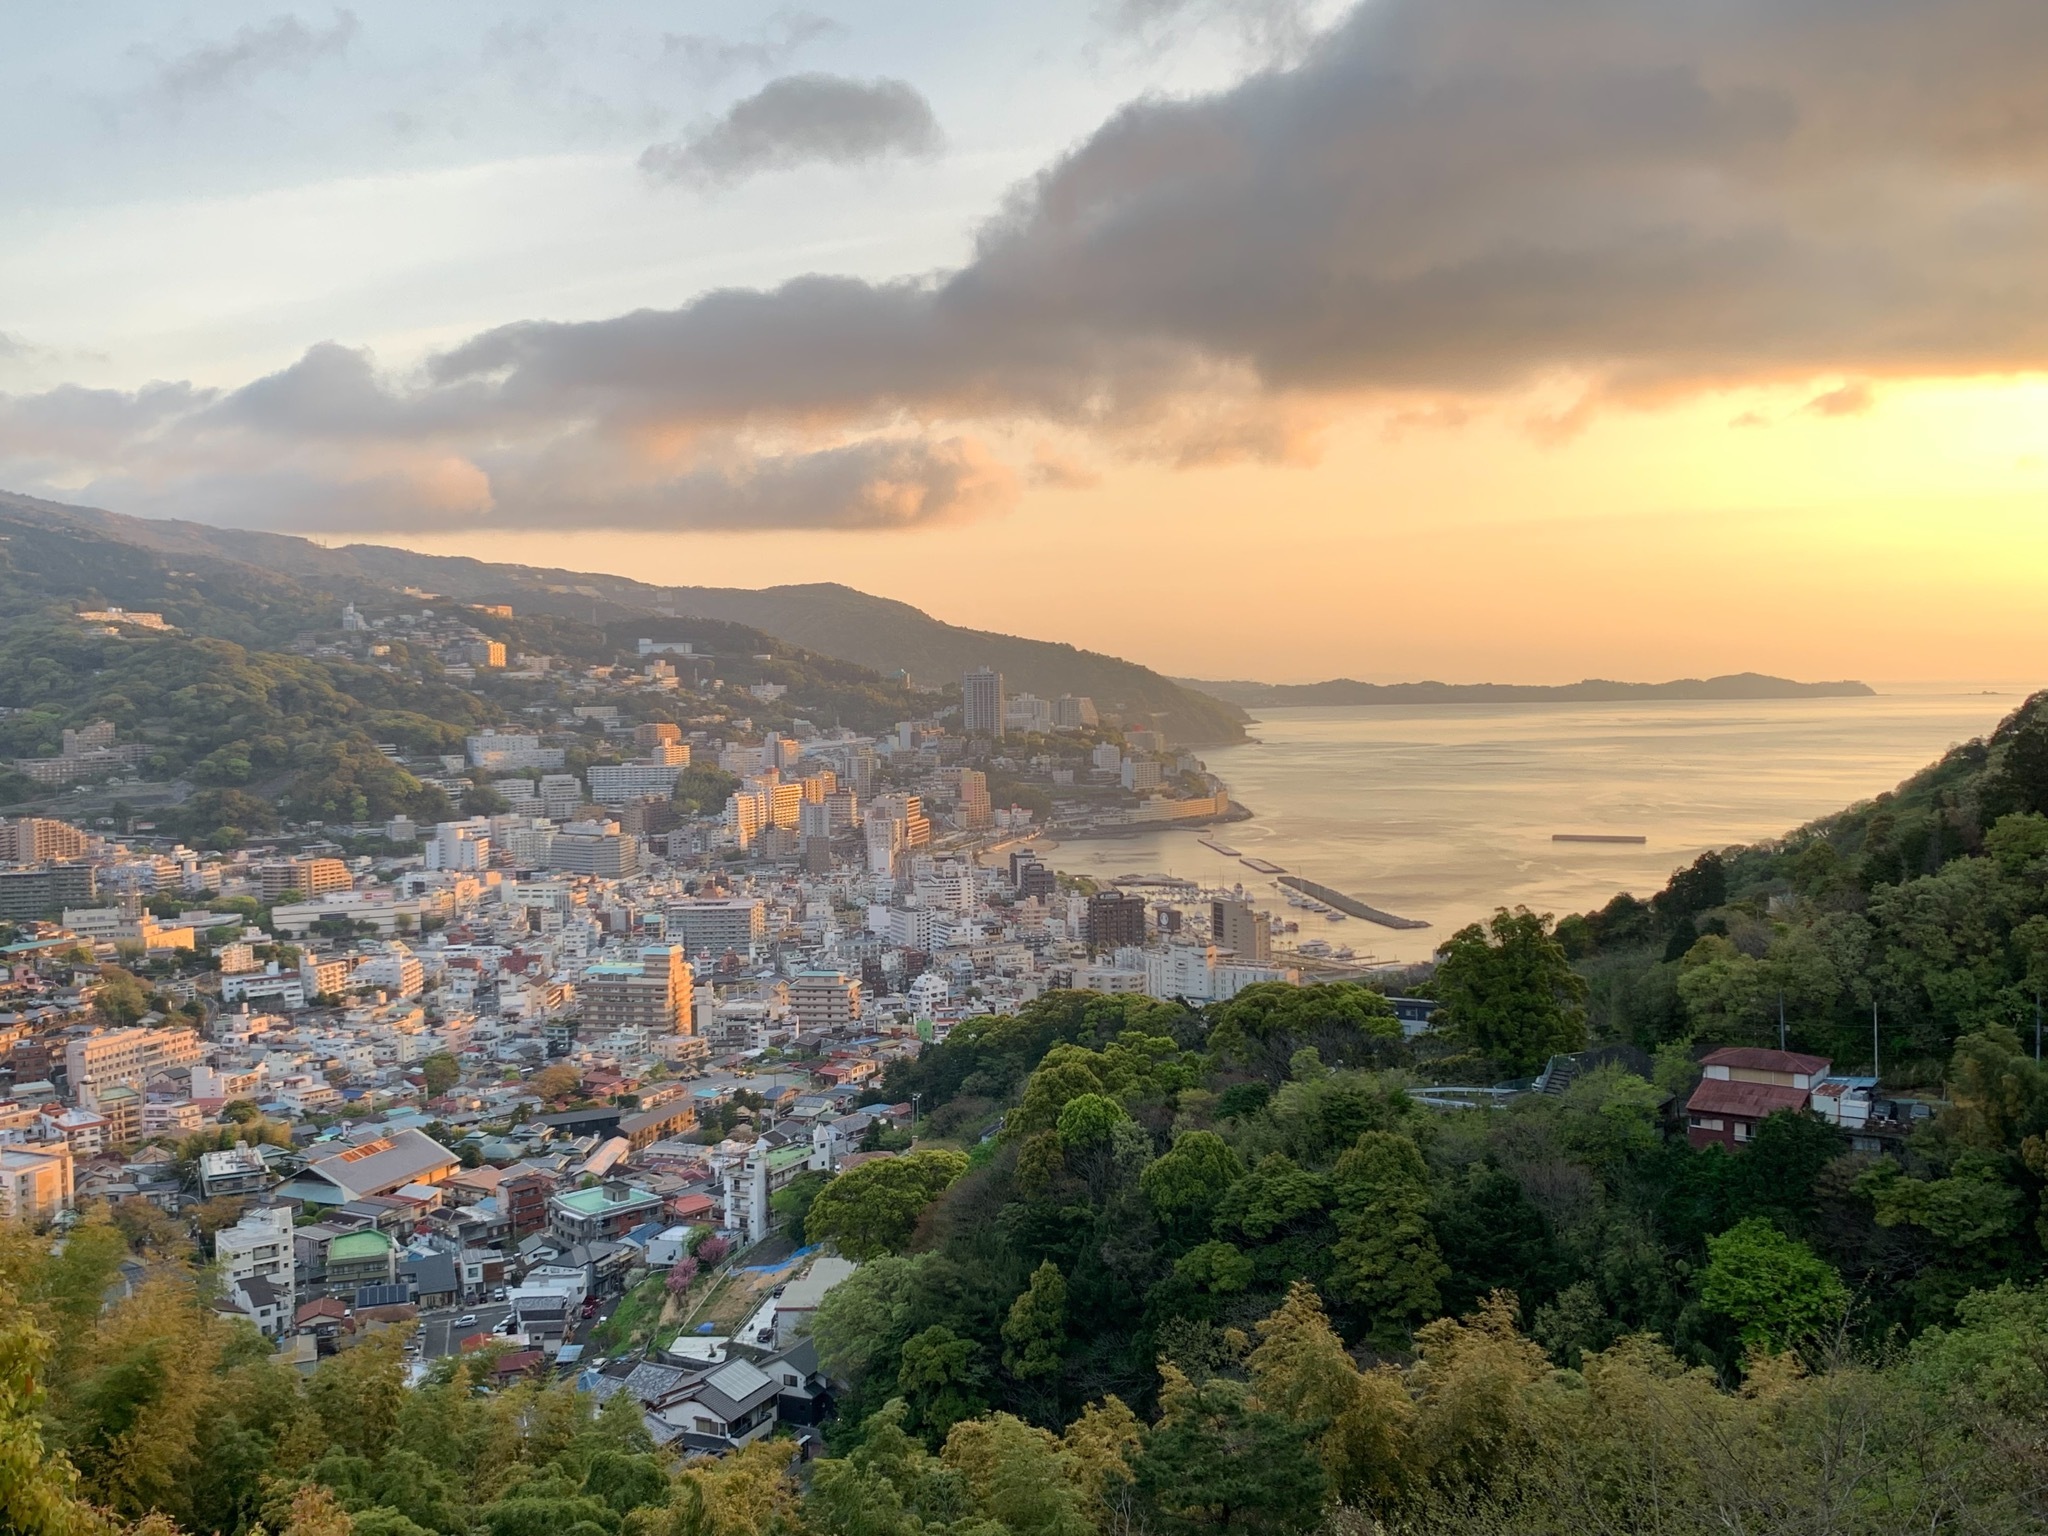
[662, 12, 846, 87]
[148, 10, 359, 102]
[15, 0, 2048, 534]
[640, 73, 941, 188]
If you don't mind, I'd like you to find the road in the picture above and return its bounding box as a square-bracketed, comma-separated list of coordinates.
[415, 1303, 514, 1359]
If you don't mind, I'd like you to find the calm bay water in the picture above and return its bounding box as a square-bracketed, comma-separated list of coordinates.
[1045, 685, 2029, 965]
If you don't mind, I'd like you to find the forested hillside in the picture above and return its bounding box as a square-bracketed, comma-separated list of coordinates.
[1558, 687, 2048, 1077]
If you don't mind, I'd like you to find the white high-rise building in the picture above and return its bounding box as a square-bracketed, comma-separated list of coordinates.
[963, 667, 1005, 738]
[425, 820, 492, 871]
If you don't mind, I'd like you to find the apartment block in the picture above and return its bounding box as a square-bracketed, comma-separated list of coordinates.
[581, 946, 693, 1038]
[0, 1143, 74, 1223]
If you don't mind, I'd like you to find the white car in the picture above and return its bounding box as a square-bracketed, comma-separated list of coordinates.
[454, 1313, 478, 1327]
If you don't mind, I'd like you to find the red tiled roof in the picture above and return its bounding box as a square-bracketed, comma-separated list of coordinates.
[1687, 1079, 1811, 1120]
[1699, 1047, 1832, 1076]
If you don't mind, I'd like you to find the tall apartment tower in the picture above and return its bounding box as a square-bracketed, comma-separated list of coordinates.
[1211, 898, 1273, 963]
[963, 667, 1006, 738]
[582, 945, 694, 1037]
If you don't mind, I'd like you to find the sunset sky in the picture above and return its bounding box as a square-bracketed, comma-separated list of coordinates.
[4, 0, 2047, 684]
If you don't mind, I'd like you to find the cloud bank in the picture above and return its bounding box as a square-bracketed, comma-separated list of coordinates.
[17, 0, 2048, 533]
[640, 73, 942, 189]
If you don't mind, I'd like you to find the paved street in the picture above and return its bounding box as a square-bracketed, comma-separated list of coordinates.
[415, 1303, 514, 1359]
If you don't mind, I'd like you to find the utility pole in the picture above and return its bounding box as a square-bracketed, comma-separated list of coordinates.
[1778, 990, 1787, 1051]
[2036, 990, 2042, 1064]
[1872, 998, 1880, 1082]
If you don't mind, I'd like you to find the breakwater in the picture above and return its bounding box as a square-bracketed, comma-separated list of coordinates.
[1279, 875, 1430, 931]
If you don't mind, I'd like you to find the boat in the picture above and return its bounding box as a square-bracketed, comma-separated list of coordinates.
[1327, 912, 1348, 922]
[1333, 945, 1357, 960]
[1299, 938, 1332, 957]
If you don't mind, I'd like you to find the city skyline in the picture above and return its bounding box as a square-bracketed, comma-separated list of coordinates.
[6, 2, 2048, 683]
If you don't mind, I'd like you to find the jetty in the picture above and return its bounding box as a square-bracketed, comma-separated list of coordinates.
[1241, 857, 1286, 875]
[1552, 833, 1648, 845]
[1279, 875, 1429, 931]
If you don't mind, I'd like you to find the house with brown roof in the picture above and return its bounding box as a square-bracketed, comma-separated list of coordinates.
[1685, 1047, 1833, 1150]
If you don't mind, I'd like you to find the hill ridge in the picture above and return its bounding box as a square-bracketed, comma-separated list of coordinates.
[0, 490, 1248, 745]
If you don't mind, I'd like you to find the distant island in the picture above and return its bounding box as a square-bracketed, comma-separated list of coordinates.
[1181, 671, 1876, 708]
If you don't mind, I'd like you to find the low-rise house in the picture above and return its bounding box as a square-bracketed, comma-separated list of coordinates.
[1684, 1047, 1832, 1150]
[653, 1357, 789, 1451]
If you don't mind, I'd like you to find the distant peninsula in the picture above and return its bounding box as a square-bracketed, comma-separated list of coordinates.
[1180, 671, 1877, 708]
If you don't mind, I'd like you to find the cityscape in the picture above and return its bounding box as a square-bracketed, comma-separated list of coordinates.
[8, 3, 2048, 1534]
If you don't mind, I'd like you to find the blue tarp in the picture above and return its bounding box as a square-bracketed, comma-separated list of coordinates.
[741, 1243, 817, 1274]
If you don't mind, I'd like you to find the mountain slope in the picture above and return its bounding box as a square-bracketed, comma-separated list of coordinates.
[1182, 672, 1876, 707]
[0, 491, 1249, 745]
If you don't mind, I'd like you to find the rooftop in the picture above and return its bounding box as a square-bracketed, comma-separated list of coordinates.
[554, 1183, 659, 1215]
[1687, 1079, 1812, 1120]
[1699, 1046, 1833, 1075]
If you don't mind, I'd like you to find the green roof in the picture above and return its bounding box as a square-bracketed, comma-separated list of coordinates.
[328, 1230, 393, 1260]
[554, 1184, 657, 1215]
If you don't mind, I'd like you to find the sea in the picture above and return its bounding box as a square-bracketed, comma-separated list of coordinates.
[1037, 684, 2031, 966]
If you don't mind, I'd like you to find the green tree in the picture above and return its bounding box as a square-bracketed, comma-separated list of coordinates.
[1245, 1281, 1411, 1508]
[1698, 1217, 1850, 1355]
[420, 1052, 461, 1099]
[1205, 983, 1401, 1083]
[1136, 1372, 1328, 1536]
[805, 1150, 970, 1259]
[1140, 1130, 1242, 1237]
[896, 1324, 987, 1441]
[1326, 1132, 1445, 1346]
[92, 966, 150, 1026]
[0, 1289, 112, 1536]
[1002, 1262, 1068, 1380]
[770, 1170, 832, 1245]
[1055, 1092, 1128, 1149]
[1431, 907, 1588, 1073]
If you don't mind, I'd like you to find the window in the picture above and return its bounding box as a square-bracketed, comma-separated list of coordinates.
[1688, 1116, 1724, 1131]
[1733, 1121, 1752, 1142]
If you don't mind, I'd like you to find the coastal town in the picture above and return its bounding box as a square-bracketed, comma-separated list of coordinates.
[0, 628, 1336, 1435]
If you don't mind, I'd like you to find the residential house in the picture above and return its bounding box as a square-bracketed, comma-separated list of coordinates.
[1684, 1047, 1833, 1150]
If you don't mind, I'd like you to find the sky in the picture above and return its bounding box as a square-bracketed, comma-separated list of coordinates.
[4, 0, 2048, 684]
